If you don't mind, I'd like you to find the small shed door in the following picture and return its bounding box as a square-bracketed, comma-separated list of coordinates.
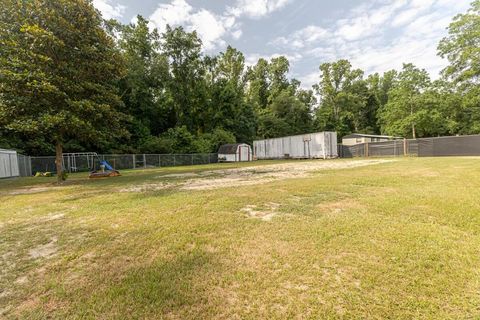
[239, 146, 249, 162]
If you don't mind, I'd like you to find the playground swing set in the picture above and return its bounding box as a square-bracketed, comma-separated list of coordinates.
[62, 152, 121, 178]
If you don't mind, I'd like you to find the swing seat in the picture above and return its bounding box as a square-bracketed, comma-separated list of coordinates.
[89, 170, 121, 178]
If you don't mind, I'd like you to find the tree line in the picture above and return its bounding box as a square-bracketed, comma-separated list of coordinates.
[0, 0, 479, 161]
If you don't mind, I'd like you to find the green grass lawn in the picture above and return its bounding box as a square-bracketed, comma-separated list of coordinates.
[1, 157, 480, 319]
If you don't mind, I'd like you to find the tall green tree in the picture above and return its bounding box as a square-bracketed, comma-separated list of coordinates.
[378, 64, 433, 138]
[0, 0, 127, 182]
[200, 46, 255, 143]
[267, 56, 290, 103]
[162, 26, 207, 133]
[438, 0, 480, 134]
[246, 58, 270, 110]
[314, 59, 366, 137]
[247, 56, 314, 139]
[117, 15, 169, 145]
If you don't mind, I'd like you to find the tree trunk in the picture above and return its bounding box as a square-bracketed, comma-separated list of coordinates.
[55, 141, 63, 184]
[410, 103, 416, 139]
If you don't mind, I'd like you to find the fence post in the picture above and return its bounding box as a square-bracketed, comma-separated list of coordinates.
[173, 155, 176, 166]
[403, 139, 407, 156]
[364, 143, 369, 157]
[143, 154, 146, 168]
[132, 154, 136, 169]
[191, 154, 194, 165]
[158, 154, 161, 167]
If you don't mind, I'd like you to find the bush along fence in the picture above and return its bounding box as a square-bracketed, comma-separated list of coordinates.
[339, 134, 480, 158]
[28, 153, 218, 176]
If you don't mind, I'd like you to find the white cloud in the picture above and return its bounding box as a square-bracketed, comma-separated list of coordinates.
[227, 0, 293, 19]
[231, 29, 243, 40]
[92, 0, 125, 20]
[149, 0, 193, 34]
[189, 9, 229, 50]
[391, 7, 421, 27]
[335, 0, 408, 41]
[142, 0, 294, 52]
[297, 71, 320, 89]
[148, 0, 236, 51]
[273, 25, 329, 49]
[269, 0, 470, 87]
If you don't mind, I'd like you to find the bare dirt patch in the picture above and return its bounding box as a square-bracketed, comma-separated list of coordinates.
[119, 182, 174, 193]
[120, 159, 393, 193]
[183, 159, 393, 191]
[29, 237, 58, 259]
[161, 172, 200, 178]
[4, 186, 52, 196]
[241, 202, 281, 221]
[15, 275, 29, 284]
[42, 213, 65, 222]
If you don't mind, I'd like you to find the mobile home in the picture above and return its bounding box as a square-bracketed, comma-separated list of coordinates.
[342, 133, 402, 146]
[254, 132, 337, 160]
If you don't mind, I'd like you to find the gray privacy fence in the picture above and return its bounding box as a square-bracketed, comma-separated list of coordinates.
[339, 134, 480, 158]
[17, 154, 32, 177]
[339, 139, 418, 158]
[30, 153, 218, 175]
[417, 135, 480, 156]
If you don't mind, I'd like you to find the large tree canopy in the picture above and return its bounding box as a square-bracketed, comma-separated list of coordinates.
[438, 0, 480, 134]
[0, 0, 127, 181]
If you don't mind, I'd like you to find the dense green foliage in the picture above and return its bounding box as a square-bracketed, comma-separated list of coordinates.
[1, 0, 479, 157]
[0, 0, 128, 180]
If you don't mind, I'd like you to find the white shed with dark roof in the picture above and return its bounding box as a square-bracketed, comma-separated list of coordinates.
[218, 144, 252, 162]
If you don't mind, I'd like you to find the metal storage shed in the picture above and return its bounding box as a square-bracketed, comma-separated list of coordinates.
[218, 144, 253, 162]
[254, 132, 338, 159]
[0, 148, 20, 178]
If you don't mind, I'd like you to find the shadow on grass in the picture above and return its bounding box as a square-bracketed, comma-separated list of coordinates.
[77, 250, 220, 318]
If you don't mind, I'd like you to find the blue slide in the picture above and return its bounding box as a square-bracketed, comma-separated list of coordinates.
[100, 160, 114, 171]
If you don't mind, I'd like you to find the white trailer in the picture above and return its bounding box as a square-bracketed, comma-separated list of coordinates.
[0, 148, 20, 178]
[254, 132, 337, 160]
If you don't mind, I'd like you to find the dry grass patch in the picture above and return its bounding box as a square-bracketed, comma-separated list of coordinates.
[316, 199, 365, 214]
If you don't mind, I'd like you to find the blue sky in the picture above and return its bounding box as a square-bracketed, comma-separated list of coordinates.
[92, 0, 471, 88]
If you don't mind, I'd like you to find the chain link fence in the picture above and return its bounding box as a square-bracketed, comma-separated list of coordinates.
[29, 153, 218, 175]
